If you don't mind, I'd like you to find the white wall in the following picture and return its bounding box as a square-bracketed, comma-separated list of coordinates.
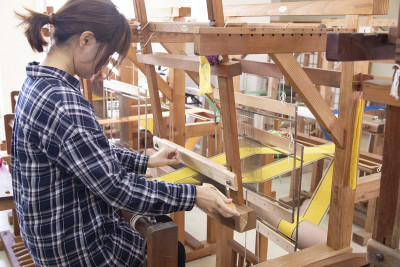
[0, 0, 43, 117]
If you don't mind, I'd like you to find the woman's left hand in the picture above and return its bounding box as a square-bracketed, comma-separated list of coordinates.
[148, 148, 180, 168]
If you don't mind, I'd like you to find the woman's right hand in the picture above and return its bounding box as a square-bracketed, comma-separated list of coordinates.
[195, 185, 240, 218]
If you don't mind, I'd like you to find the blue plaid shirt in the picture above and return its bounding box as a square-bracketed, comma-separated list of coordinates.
[11, 62, 196, 266]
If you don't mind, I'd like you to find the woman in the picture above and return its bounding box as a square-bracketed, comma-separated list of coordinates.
[12, 0, 239, 266]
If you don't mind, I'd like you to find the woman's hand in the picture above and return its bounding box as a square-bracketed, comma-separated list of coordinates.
[195, 185, 240, 218]
[148, 147, 180, 168]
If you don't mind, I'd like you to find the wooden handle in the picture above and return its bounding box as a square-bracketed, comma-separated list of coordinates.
[153, 136, 238, 190]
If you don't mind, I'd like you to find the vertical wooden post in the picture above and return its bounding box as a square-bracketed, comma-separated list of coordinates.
[207, 126, 221, 244]
[327, 15, 372, 250]
[133, 0, 165, 138]
[119, 58, 135, 147]
[133, 44, 139, 87]
[218, 76, 244, 205]
[168, 15, 187, 244]
[12, 209, 20, 237]
[372, 106, 400, 248]
[319, 52, 334, 106]
[370, 4, 400, 254]
[206, 1, 241, 266]
[216, 75, 242, 267]
[326, 61, 359, 250]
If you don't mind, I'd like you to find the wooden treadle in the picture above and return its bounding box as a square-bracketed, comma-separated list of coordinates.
[0, 231, 35, 267]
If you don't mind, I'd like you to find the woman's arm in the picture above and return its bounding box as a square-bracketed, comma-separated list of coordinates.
[111, 145, 149, 174]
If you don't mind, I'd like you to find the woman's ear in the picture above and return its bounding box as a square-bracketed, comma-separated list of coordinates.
[79, 31, 96, 47]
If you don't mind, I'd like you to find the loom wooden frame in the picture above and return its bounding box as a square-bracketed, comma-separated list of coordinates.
[128, 0, 393, 266]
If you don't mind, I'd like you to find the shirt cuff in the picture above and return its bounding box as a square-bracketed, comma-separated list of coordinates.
[175, 184, 197, 212]
[130, 153, 149, 175]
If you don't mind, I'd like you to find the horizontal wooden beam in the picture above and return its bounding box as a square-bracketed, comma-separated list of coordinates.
[148, 22, 329, 34]
[326, 33, 395, 61]
[363, 80, 400, 107]
[254, 243, 352, 266]
[322, 18, 397, 27]
[126, 46, 173, 100]
[194, 27, 351, 35]
[224, 0, 388, 17]
[256, 221, 295, 253]
[148, 7, 191, 18]
[367, 239, 400, 267]
[153, 137, 238, 191]
[236, 59, 342, 88]
[245, 189, 292, 222]
[269, 53, 344, 148]
[362, 121, 385, 134]
[98, 108, 209, 125]
[354, 173, 380, 203]
[193, 28, 350, 55]
[150, 22, 210, 34]
[131, 31, 195, 43]
[103, 79, 149, 98]
[237, 121, 303, 153]
[137, 53, 242, 77]
[195, 33, 325, 55]
[185, 121, 216, 138]
[306, 253, 368, 267]
[214, 89, 297, 117]
[228, 239, 260, 265]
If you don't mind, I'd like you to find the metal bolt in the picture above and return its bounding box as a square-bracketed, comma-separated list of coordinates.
[375, 253, 384, 262]
[226, 180, 231, 185]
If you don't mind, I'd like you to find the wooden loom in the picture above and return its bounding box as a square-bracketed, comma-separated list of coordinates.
[2, 0, 396, 266]
[126, 0, 398, 266]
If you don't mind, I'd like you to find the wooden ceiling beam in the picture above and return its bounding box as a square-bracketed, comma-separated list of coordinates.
[224, 0, 389, 17]
[194, 29, 351, 55]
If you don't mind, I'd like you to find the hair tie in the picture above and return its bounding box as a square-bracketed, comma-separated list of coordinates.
[48, 13, 55, 25]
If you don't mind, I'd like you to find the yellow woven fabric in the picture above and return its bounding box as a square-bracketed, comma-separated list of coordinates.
[149, 142, 336, 242]
[150, 144, 335, 185]
[277, 160, 334, 238]
[185, 137, 200, 151]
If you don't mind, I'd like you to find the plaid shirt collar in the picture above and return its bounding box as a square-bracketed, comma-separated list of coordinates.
[26, 62, 81, 92]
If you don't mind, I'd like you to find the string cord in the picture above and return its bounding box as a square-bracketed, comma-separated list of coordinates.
[360, 73, 363, 99]
[143, 32, 155, 47]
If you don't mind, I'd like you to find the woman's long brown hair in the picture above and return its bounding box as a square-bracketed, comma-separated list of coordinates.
[16, 0, 131, 72]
